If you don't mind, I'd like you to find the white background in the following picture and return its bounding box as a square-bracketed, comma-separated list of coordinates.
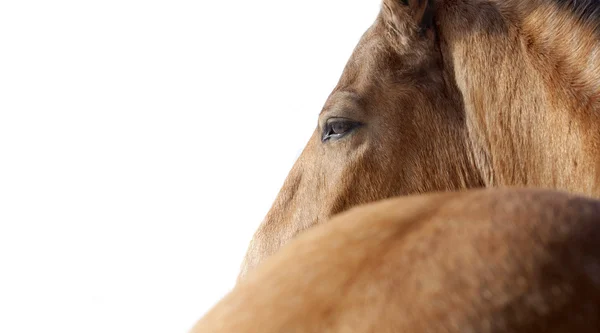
[0, 1, 380, 332]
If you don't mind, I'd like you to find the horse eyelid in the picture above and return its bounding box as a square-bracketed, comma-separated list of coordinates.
[321, 120, 362, 143]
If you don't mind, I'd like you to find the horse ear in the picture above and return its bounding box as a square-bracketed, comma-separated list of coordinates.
[384, 0, 433, 32]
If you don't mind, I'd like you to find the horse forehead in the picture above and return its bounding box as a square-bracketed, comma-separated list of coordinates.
[321, 91, 363, 114]
[352, 27, 389, 67]
[331, 40, 392, 100]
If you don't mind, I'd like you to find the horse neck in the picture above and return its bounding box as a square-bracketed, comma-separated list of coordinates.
[438, 0, 600, 197]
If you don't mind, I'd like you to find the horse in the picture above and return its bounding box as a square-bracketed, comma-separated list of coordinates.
[238, 0, 600, 280]
[191, 0, 600, 331]
[191, 188, 600, 332]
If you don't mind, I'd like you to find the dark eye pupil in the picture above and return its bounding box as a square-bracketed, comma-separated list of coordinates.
[331, 122, 351, 134]
[322, 119, 361, 142]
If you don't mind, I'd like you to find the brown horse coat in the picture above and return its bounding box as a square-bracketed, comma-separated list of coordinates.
[239, 0, 600, 280]
[192, 1, 600, 331]
[192, 189, 600, 332]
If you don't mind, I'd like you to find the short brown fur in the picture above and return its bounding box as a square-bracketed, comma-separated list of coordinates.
[192, 189, 600, 332]
[193, 0, 600, 331]
[238, 0, 600, 279]
[241, 0, 600, 276]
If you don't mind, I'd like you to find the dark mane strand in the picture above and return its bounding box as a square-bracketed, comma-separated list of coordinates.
[554, 0, 600, 26]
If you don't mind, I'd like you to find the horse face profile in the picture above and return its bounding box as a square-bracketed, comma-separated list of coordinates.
[190, 1, 600, 331]
[239, 0, 600, 279]
[239, 0, 484, 279]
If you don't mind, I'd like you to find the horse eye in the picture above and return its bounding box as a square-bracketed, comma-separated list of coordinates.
[331, 122, 352, 135]
[322, 118, 361, 142]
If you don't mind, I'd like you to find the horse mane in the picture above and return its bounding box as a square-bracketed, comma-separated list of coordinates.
[426, 0, 600, 194]
[555, 0, 600, 26]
